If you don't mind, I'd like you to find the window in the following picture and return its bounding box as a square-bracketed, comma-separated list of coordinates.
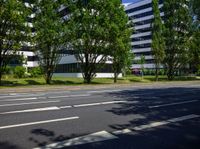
[132, 43, 151, 49]
[131, 35, 152, 42]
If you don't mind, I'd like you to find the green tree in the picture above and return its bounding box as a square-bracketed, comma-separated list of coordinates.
[189, 0, 200, 74]
[0, 0, 30, 85]
[191, 0, 200, 21]
[106, 0, 133, 83]
[163, 0, 191, 80]
[66, 0, 116, 84]
[33, 0, 66, 84]
[151, 0, 165, 81]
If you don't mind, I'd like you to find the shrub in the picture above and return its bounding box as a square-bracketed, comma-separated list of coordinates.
[30, 67, 43, 77]
[197, 69, 200, 76]
[3, 66, 13, 75]
[159, 69, 165, 75]
[14, 66, 26, 78]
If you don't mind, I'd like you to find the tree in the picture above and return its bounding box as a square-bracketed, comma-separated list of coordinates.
[0, 0, 30, 85]
[66, 0, 116, 83]
[106, 0, 133, 83]
[190, 31, 200, 72]
[189, 0, 200, 74]
[163, 0, 191, 80]
[33, 0, 66, 84]
[191, 0, 200, 21]
[151, 0, 165, 81]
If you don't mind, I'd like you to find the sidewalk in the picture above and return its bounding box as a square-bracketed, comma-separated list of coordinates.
[0, 81, 200, 94]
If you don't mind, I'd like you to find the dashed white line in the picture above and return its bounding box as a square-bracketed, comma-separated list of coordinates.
[73, 101, 128, 108]
[149, 100, 199, 108]
[59, 106, 72, 109]
[88, 89, 122, 93]
[0, 100, 60, 107]
[0, 100, 128, 114]
[48, 94, 91, 99]
[0, 107, 60, 114]
[0, 116, 79, 130]
[0, 97, 38, 102]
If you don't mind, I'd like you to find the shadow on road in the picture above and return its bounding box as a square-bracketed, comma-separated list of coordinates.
[29, 87, 200, 149]
[29, 128, 88, 147]
[0, 141, 19, 149]
[106, 87, 200, 129]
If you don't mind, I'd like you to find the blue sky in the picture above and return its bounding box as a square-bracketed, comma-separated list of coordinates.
[122, 0, 139, 3]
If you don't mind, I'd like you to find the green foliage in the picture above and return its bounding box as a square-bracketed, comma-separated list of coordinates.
[30, 67, 43, 77]
[197, 68, 200, 76]
[66, 0, 131, 83]
[14, 66, 26, 78]
[191, 0, 200, 21]
[159, 69, 165, 75]
[2, 66, 13, 75]
[33, 0, 65, 84]
[189, 31, 200, 72]
[163, 0, 191, 80]
[105, 0, 133, 82]
[151, 0, 165, 81]
[0, 0, 30, 84]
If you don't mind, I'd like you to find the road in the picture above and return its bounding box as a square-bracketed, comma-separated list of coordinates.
[0, 82, 200, 149]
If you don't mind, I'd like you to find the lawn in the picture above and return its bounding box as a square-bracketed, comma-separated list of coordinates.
[0, 75, 200, 88]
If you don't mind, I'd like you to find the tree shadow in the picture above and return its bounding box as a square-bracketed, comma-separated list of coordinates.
[29, 128, 88, 147]
[0, 141, 19, 149]
[25, 80, 43, 85]
[51, 80, 83, 85]
[105, 87, 200, 130]
[65, 119, 200, 149]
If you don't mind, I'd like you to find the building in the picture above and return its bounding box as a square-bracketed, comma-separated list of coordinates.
[125, 0, 164, 71]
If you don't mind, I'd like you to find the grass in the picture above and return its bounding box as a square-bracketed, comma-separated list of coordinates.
[0, 74, 200, 88]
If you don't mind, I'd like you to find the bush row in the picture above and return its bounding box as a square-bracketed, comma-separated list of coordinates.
[3, 66, 43, 78]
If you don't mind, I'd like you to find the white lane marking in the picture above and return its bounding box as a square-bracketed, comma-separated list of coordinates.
[133, 114, 200, 131]
[0, 100, 130, 115]
[133, 121, 170, 131]
[0, 107, 60, 115]
[88, 89, 122, 93]
[48, 94, 91, 99]
[73, 100, 128, 108]
[59, 106, 72, 109]
[33, 114, 200, 149]
[0, 97, 38, 102]
[167, 114, 199, 122]
[0, 94, 44, 99]
[149, 100, 199, 108]
[112, 129, 132, 135]
[33, 131, 118, 149]
[0, 116, 79, 130]
[0, 100, 60, 107]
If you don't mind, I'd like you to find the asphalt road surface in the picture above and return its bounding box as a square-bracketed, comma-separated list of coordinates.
[0, 83, 200, 149]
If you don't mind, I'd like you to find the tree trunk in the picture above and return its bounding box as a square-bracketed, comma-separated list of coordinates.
[167, 66, 174, 81]
[0, 72, 2, 86]
[114, 71, 117, 83]
[84, 73, 91, 84]
[155, 64, 159, 81]
[45, 70, 51, 84]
